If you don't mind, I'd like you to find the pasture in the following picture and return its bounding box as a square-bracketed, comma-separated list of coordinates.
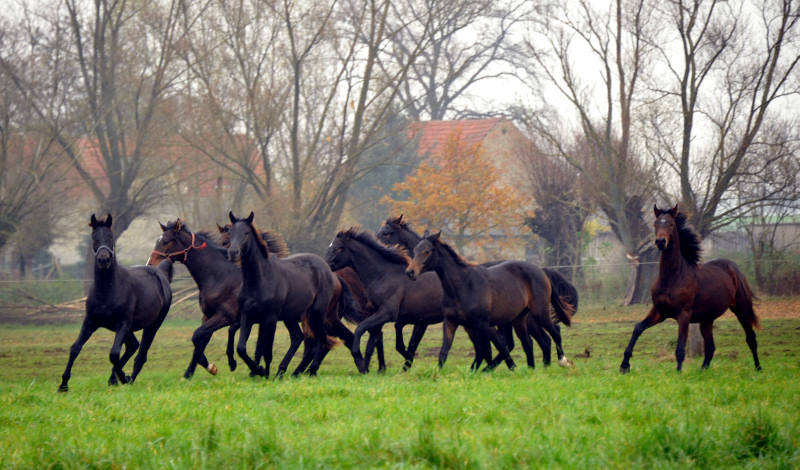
[0, 301, 799, 469]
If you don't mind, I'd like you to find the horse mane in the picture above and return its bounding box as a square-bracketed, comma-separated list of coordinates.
[657, 207, 703, 265]
[340, 227, 411, 265]
[431, 235, 476, 268]
[674, 210, 703, 265]
[250, 223, 289, 259]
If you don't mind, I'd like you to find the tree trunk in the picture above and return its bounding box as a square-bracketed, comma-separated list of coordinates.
[623, 242, 659, 306]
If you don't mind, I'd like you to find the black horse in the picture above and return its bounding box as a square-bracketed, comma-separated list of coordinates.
[378, 215, 578, 366]
[148, 219, 309, 379]
[58, 214, 173, 392]
[620, 205, 761, 373]
[406, 231, 573, 370]
[217, 223, 385, 372]
[227, 211, 361, 377]
[324, 228, 444, 372]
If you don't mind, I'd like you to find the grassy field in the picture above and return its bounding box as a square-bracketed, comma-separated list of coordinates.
[0, 301, 798, 469]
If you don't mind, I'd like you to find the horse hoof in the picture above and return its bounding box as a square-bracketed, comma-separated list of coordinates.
[206, 363, 218, 375]
[619, 365, 631, 374]
[57, 385, 69, 393]
[229, 361, 237, 372]
[558, 357, 573, 368]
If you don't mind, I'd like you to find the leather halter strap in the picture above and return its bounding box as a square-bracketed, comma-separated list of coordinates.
[151, 232, 207, 263]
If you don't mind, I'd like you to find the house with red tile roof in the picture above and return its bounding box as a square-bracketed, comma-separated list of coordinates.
[409, 117, 531, 189]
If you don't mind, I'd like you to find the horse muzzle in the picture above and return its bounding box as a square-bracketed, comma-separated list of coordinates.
[655, 237, 668, 251]
[406, 267, 419, 281]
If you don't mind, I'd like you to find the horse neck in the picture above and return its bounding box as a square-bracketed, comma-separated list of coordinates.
[347, 242, 402, 285]
[185, 245, 236, 287]
[658, 231, 690, 281]
[399, 229, 422, 252]
[93, 262, 121, 293]
[238, 237, 273, 288]
[430, 247, 468, 299]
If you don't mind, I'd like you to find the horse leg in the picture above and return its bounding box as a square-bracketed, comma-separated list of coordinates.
[731, 306, 762, 371]
[276, 321, 304, 378]
[438, 318, 459, 369]
[351, 308, 395, 374]
[527, 317, 552, 366]
[490, 324, 515, 369]
[674, 312, 691, 372]
[513, 316, 536, 369]
[186, 315, 232, 378]
[376, 329, 386, 373]
[699, 321, 715, 370]
[58, 317, 99, 392]
[109, 333, 139, 385]
[293, 336, 320, 376]
[363, 327, 384, 373]
[474, 322, 496, 372]
[394, 324, 408, 359]
[109, 322, 133, 384]
[235, 313, 264, 377]
[620, 308, 662, 374]
[254, 320, 277, 379]
[487, 327, 513, 371]
[226, 322, 239, 371]
[402, 324, 429, 371]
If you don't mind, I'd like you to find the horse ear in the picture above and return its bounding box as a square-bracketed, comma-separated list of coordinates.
[429, 231, 441, 242]
[90, 213, 98, 227]
[106, 213, 112, 227]
[422, 229, 430, 238]
[246, 211, 255, 224]
[653, 204, 661, 217]
[216, 223, 224, 233]
[669, 204, 679, 216]
[229, 211, 237, 224]
[176, 219, 183, 231]
[159, 221, 167, 231]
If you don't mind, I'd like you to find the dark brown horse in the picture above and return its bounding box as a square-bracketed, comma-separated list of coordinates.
[227, 211, 362, 377]
[147, 219, 307, 378]
[406, 231, 573, 370]
[620, 205, 762, 373]
[324, 228, 445, 372]
[378, 214, 578, 366]
[216, 223, 385, 372]
[58, 214, 173, 392]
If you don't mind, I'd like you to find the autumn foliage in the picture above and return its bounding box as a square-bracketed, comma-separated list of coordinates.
[381, 128, 527, 260]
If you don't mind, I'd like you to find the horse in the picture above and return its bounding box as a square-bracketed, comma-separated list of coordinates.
[406, 231, 573, 370]
[147, 219, 308, 379]
[58, 214, 173, 392]
[323, 228, 445, 372]
[215, 223, 385, 372]
[226, 211, 362, 377]
[377, 214, 578, 366]
[620, 205, 762, 373]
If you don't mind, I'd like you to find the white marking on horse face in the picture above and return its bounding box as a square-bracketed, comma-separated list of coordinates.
[659, 217, 668, 223]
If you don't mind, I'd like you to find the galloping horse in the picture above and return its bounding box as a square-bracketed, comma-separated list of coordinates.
[148, 219, 308, 378]
[58, 214, 173, 392]
[324, 228, 444, 372]
[378, 215, 578, 366]
[620, 205, 761, 373]
[227, 212, 362, 377]
[216, 223, 385, 372]
[406, 231, 573, 370]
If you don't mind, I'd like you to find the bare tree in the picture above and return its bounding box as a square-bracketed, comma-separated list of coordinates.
[645, 0, 800, 236]
[519, 0, 658, 303]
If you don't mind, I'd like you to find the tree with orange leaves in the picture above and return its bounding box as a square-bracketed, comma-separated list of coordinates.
[381, 129, 527, 261]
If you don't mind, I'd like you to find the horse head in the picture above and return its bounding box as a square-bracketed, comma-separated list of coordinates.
[227, 211, 255, 262]
[653, 204, 679, 251]
[323, 230, 353, 271]
[406, 230, 441, 280]
[89, 213, 115, 270]
[148, 218, 205, 265]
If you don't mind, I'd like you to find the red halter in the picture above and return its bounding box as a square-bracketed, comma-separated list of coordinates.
[151, 232, 207, 263]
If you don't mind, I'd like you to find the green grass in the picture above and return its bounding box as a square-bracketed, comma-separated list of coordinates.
[0, 307, 798, 469]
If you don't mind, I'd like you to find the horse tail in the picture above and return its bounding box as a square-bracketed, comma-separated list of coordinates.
[301, 314, 341, 349]
[544, 268, 579, 316]
[544, 268, 576, 327]
[336, 275, 368, 324]
[728, 261, 761, 330]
